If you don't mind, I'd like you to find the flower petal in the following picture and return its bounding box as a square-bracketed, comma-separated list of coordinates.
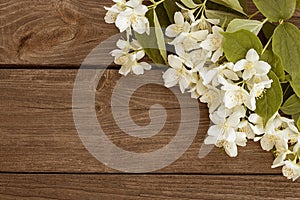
[174, 12, 184, 25]
[208, 125, 222, 137]
[134, 5, 148, 15]
[204, 135, 218, 145]
[246, 49, 259, 62]
[254, 61, 271, 75]
[211, 48, 223, 63]
[190, 30, 209, 41]
[233, 59, 247, 71]
[260, 135, 274, 151]
[162, 69, 179, 88]
[116, 14, 131, 32]
[119, 65, 131, 76]
[166, 25, 179, 37]
[132, 17, 147, 34]
[224, 142, 238, 157]
[132, 63, 144, 75]
[140, 62, 151, 70]
[168, 55, 183, 70]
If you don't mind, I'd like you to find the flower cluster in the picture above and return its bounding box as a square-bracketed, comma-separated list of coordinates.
[105, 0, 300, 181]
[111, 39, 151, 75]
[105, 0, 150, 34]
[105, 0, 151, 75]
[253, 113, 300, 181]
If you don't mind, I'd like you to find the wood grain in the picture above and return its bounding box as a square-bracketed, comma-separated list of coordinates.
[0, 174, 299, 199]
[1, 0, 300, 67]
[1, 1, 300, 199]
[0, 0, 117, 67]
[0, 69, 280, 174]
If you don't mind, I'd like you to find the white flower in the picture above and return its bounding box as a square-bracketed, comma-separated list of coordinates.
[271, 142, 290, 168]
[170, 30, 209, 53]
[178, 49, 211, 71]
[282, 160, 300, 181]
[238, 120, 255, 139]
[191, 16, 219, 32]
[259, 131, 287, 151]
[188, 73, 207, 99]
[201, 62, 239, 87]
[219, 76, 254, 110]
[163, 55, 193, 93]
[247, 79, 273, 111]
[249, 113, 265, 136]
[200, 26, 224, 63]
[247, 74, 272, 90]
[254, 113, 290, 151]
[117, 51, 151, 76]
[249, 79, 273, 98]
[234, 49, 271, 80]
[199, 86, 222, 113]
[104, 0, 126, 24]
[165, 12, 190, 38]
[205, 107, 246, 157]
[115, 0, 150, 34]
[111, 39, 151, 76]
[111, 39, 140, 60]
[181, 9, 195, 22]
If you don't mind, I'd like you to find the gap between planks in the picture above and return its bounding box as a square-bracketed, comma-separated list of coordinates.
[1, 0, 299, 67]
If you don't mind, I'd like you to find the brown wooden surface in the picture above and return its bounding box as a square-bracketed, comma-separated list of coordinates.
[0, 69, 278, 174]
[1, 0, 299, 67]
[1, 0, 300, 199]
[0, 0, 116, 67]
[0, 174, 298, 199]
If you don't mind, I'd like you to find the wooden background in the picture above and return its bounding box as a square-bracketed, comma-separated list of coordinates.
[1, 0, 300, 199]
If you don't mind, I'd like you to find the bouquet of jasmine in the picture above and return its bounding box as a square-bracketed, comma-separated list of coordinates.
[105, 0, 300, 181]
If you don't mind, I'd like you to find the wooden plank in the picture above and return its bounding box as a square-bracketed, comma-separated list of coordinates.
[0, 0, 117, 67]
[0, 69, 280, 173]
[0, 174, 299, 199]
[1, 0, 300, 67]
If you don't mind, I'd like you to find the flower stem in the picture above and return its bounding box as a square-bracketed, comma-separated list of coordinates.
[262, 34, 273, 55]
[195, 0, 208, 19]
[262, 18, 269, 25]
[249, 11, 260, 19]
[148, 0, 165, 9]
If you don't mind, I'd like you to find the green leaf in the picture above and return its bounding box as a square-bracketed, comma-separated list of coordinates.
[253, 0, 296, 22]
[180, 0, 199, 9]
[205, 10, 241, 27]
[154, 3, 171, 28]
[163, 0, 181, 23]
[281, 94, 300, 115]
[226, 19, 263, 35]
[153, 9, 167, 63]
[261, 50, 285, 82]
[290, 73, 300, 98]
[255, 71, 283, 126]
[273, 22, 300, 78]
[292, 112, 300, 130]
[238, 0, 248, 14]
[210, 0, 246, 15]
[283, 83, 295, 101]
[297, 0, 300, 10]
[292, 113, 300, 123]
[222, 29, 263, 63]
[286, 153, 296, 161]
[262, 22, 276, 40]
[135, 9, 165, 64]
